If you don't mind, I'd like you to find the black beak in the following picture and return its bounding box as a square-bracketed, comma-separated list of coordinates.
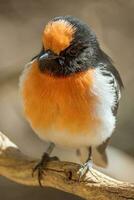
[39, 50, 58, 61]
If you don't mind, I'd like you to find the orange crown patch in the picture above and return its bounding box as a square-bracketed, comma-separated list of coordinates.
[43, 20, 76, 55]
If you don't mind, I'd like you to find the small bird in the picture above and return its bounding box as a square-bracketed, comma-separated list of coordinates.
[20, 16, 123, 184]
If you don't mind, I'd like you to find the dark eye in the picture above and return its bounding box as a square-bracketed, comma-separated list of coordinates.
[69, 48, 77, 56]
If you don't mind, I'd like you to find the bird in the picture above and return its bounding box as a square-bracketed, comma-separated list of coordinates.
[20, 15, 123, 185]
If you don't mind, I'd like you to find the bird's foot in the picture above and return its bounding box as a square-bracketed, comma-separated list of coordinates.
[32, 153, 59, 186]
[77, 160, 93, 181]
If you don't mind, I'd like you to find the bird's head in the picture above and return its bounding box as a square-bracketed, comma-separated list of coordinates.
[36, 16, 101, 76]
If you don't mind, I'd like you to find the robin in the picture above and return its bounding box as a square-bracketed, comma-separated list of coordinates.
[20, 16, 123, 185]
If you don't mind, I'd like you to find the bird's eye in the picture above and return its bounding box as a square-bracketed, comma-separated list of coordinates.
[69, 49, 77, 56]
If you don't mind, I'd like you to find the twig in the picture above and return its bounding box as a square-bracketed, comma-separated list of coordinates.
[0, 131, 134, 200]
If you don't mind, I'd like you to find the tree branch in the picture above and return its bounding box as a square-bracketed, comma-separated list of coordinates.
[0, 132, 134, 200]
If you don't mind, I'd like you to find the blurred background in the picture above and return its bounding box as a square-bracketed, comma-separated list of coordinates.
[0, 0, 134, 199]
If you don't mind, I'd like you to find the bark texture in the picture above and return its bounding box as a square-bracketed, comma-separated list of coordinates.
[0, 132, 134, 200]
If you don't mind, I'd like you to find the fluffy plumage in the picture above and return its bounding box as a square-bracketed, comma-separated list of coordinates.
[20, 16, 123, 167]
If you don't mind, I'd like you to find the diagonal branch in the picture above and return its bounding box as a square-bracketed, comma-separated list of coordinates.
[0, 131, 134, 200]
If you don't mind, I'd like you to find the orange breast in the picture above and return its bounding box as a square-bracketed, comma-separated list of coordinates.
[21, 61, 100, 136]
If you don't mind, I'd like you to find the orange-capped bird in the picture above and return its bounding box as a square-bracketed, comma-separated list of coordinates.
[20, 16, 123, 184]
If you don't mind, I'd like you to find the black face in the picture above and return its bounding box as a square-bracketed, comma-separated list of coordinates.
[33, 16, 105, 76]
